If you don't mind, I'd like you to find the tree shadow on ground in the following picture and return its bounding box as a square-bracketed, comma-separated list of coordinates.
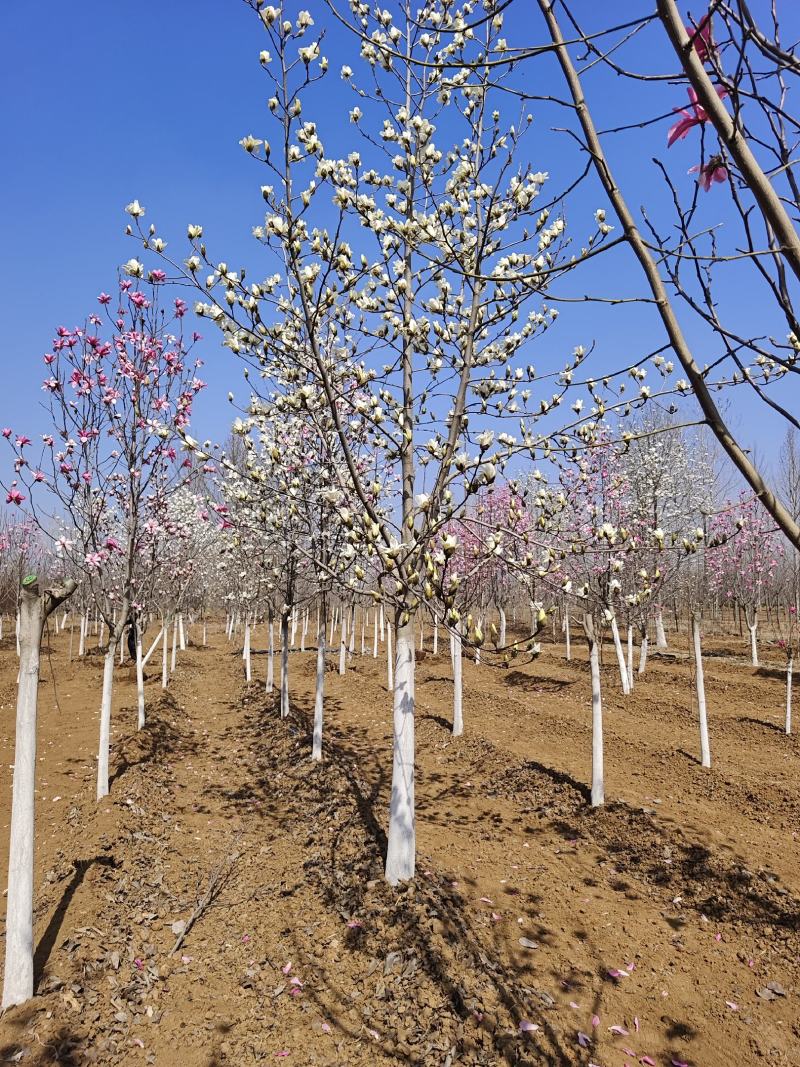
[207, 687, 577, 1066]
[34, 855, 119, 986]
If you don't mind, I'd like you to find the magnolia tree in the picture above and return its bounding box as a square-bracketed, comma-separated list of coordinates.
[0, 515, 39, 630]
[621, 415, 719, 649]
[3, 574, 76, 1008]
[218, 364, 380, 756]
[1, 277, 205, 799]
[129, 0, 693, 885]
[707, 492, 784, 667]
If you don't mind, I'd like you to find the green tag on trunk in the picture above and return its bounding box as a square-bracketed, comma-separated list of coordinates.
[22, 574, 38, 587]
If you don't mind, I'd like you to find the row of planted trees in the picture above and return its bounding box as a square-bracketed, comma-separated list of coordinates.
[4, 0, 800, 1015]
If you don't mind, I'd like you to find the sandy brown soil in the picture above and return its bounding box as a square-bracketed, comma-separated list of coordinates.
[0, 619, 797, 1066]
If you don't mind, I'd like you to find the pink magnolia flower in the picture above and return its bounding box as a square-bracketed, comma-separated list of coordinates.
[1, 427, 12, 438]
[32, 470, 45, 483]
[689, 155, 728, 191]
[15, 435, 31, 447]
[149, 269, 167, 283]
[6, 485, 25, 506]
[685, 13, 714, 62]
[98, 292, 112, 304]
[667, 85, 728, 146]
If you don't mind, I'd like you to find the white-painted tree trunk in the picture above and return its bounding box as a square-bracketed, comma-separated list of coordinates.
[266, 619, 274, 694]
[162, 622, 169, 689]
[280, 613, 290, 718]
[433, 618, 439, 655]
[348, 605, 356, 656]
[78, 613, 86, 658]
[584, 616, 604, 808]
[748, 621, 759, 668]
[655, 609, 668, 649]
[244, 619, 252, 683]
[564, 611, 571, 661]
[136, 626, 145, 731]
[202, 618, 207, 646]
[373, 612, 379, 658]
[379, 604, 385, 642]
[178, 613, 186, 651]
[142, 626, 164, 668]
[290, 606, 298, 649]
[387, 620, 394, 691]
[96, 636, 119, 800]
[3, 577, 75, 1008]
[339, 611, 347, 675]
[312, 616, 325, 762]
[385, 619, 415, 885]
[610, 616, 630, 695]
[626, 624, 634, 692]
[638, 629, 648, 676]
[786, 654, 793, 736]
[452, 625, 463, 737]
[170, 616, 178, 674]
[692, 612, 711, 768]
[361, 609, 366, 655]
[498, 606, 506, 649]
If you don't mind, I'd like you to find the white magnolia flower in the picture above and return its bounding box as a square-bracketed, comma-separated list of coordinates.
[123, 258, 144, 278]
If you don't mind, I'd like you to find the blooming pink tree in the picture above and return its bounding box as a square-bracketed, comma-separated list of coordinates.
[1, 274, 205, 799]
[707, 493, 784, 667]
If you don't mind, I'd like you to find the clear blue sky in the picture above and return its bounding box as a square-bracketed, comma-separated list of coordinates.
[1, 1, 795, 481]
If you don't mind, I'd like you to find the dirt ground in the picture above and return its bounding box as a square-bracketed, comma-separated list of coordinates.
[0, 616, 797, 1066]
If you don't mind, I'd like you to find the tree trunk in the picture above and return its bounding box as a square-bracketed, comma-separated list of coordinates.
[498, 606, 506, 649]
[312, 612, 326, 762]
[280, 612, 290, 718]
[433, 617, 439, 655]
[162, 620, 169, 689]
[170, 616, 178, 675]
[626, 624, 634, 692]
[136, 625, 145, 731]
[563, 610, 571, 661]
[452, 625, 463, 737]
[97, 632, 119, 801]
[584, 615, 604, 808]
[338, 610, 347, 675]
[3, 576, 75, 1008]
[692, 612, 711, 768]
[266, 617, 274, 693]
[385, 618, 415, 885]
[610, 616, 630, 695]
[373, 611, 379, 658]
[178, 613, 186, 651]
[387, 621, 394, 692]
[638, 626, 648, 676]
[786, 654, 793, 736]
[746, 609, 759, 668]
[244, 619, 252, 683]
[655, 609, 668, 650]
